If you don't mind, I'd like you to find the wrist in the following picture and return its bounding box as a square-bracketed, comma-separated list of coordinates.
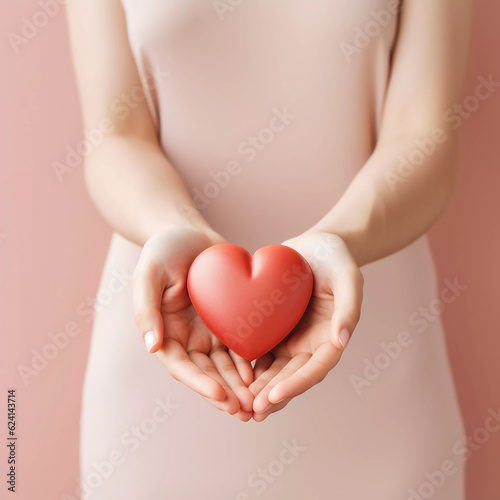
[299, 227, 369, 267]
[145, 201, 224, 245]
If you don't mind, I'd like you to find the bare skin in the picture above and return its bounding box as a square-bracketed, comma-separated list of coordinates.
[67, 0, 472, 421]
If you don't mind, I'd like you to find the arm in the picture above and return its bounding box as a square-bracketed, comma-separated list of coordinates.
[66, 0, 214, 245]
[250, 0, 473, 420]
[66, 0, 255, 420]
[310, 0, 473, 266]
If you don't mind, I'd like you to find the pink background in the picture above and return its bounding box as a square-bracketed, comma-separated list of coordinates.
[1, 1, 498, 499]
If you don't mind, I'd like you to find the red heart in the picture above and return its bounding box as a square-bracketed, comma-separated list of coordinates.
[187, 244, 313, 361]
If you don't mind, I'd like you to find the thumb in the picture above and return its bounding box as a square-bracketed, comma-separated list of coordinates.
[330, 266, 364, 350]
[133, 260, 167, 353]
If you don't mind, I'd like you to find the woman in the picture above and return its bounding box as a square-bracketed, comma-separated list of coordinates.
[67, 0, 472, 498]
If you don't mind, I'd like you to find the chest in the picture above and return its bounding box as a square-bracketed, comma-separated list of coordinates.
[121, 0, 400, 60]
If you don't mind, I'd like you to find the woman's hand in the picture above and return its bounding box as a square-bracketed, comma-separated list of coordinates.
[133, 226, 254, 421]
[249, 232, 364, 422]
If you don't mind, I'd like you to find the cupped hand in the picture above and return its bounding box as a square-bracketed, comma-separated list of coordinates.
[249, 232, 364, 422]
[133, 226, 254, 421]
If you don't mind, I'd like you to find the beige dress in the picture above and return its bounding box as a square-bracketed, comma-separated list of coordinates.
[80, 1, 465, 498]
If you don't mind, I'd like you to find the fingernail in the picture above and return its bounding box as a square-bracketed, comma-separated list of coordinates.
[144, 331, 157, 352]
[269, 391, 285, 404]
[339, 328, 350, 348]
[256, 405, 269, 414]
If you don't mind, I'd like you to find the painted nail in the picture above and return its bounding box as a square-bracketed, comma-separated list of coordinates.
[339, 328, 350, 348]
[144, 331, 157, 352]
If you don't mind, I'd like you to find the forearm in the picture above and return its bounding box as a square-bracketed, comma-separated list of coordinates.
[310, 0, 471, 267]
[84, 135, 212, 245]
[310, 132, 459, 266]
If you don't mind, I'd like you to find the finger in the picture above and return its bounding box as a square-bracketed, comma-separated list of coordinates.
[232, 409, 253, 422]
[248, 355, 290, 398]
[189, 352, 241, 415]
[268, 343, 342, 403]
[253, 398, 291, 422]
[133, 259, 167, 354]
[203, 398, 252, 422]
[253, 353, 310, 413]
[228, 351, 254, 387]
[253, 353, 274, 380]
[210, 351, 254, 412]
[330, 266, 364, 350]
[155, 338, 226, 401]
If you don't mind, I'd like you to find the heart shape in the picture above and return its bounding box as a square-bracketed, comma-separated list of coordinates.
[187, 244, 313, 361]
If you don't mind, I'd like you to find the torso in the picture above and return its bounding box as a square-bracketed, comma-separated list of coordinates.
[79, 3, 465, 498]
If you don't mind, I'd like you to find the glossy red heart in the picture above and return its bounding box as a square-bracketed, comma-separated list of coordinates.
[187, 244, 313, 361]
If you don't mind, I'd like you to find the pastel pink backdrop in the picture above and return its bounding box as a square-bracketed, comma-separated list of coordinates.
[0, 1, 498, 499]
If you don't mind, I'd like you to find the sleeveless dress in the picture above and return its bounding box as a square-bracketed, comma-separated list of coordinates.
[80, 1, 465, 498]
